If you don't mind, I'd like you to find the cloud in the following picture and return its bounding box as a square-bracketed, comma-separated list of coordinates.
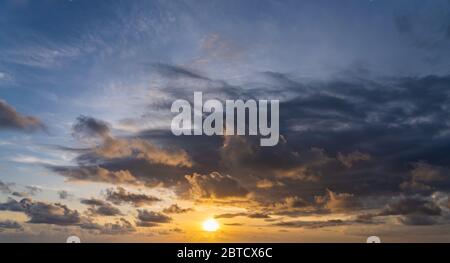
[49, 166, 137, 185]
[0, 198, 81, 226]
[401, 162, 446, 193]
[162, 204, 194, 214]
[0, 197, 133, 232]
[315, 189, 362, 213]
[80, 218, 136, 235]
[215, 212, 270, 219]
[49, 116, 193, 187]
[136, 209, 171, 227]
[185, 172, 249, 199]
[0, 220, 23, 231]
[0, 100, 43, 131]
[0, 198, 25, 211]
[379, 197, 441, 217]
[105, 187, 161, 207]
[21, 199, 81, 225]
[273, 219, 354, 229]
[398, 214, 439, 226]
[72, 115, 111, 140]
[80, 198, 122, 216]
[95, 137, 192, 167]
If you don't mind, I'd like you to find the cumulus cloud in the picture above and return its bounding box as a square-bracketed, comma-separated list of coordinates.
[21, 199, 81, 225]
[136, 209, 171, 227]
[185, 172, 249, 199]
[105, 187, 161, 207]
[0, 100, 43, 131]
[49, 116, 193, 187]
[0, 197, 134, 232]
[0, 198, 81, 226]
[81, 198, 122, 216]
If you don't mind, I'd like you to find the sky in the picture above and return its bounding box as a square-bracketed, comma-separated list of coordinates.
[1, 0, 450, 242]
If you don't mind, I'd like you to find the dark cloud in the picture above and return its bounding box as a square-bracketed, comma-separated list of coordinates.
[358, 196, 443, 226]
[72, 115, 111, 140]
[400, 162, 446, 193]
[80, 218, 136, 235]
[0, 198, 26, 212]
[268, 190, 361, 217]
[379, 197, 441, 217]
[136, 209, 171, 227]
[215, 212, 270, 219]
[273, 219, 354, 229]
[49, 117, 193, 188]
[0, 197, 132, 231]
[105, 187, 161, 207]
[162, 204, 194, 214]
[0, 198, 81, 226]
[20, 199, 81, 225]
[398, 214, 439, 226]
[0, 100, 43, 131]
[337, 151, 371, 168]
[185, 172, 249, 199]
[81, 198, 122, 216]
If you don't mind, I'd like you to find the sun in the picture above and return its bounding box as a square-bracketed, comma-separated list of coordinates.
[202, 218, 220, 232]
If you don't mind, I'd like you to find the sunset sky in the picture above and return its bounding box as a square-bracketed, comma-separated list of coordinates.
[1, 0, 450, 242]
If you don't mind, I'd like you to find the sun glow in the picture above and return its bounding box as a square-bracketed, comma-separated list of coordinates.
[202, 218, 220, 232]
